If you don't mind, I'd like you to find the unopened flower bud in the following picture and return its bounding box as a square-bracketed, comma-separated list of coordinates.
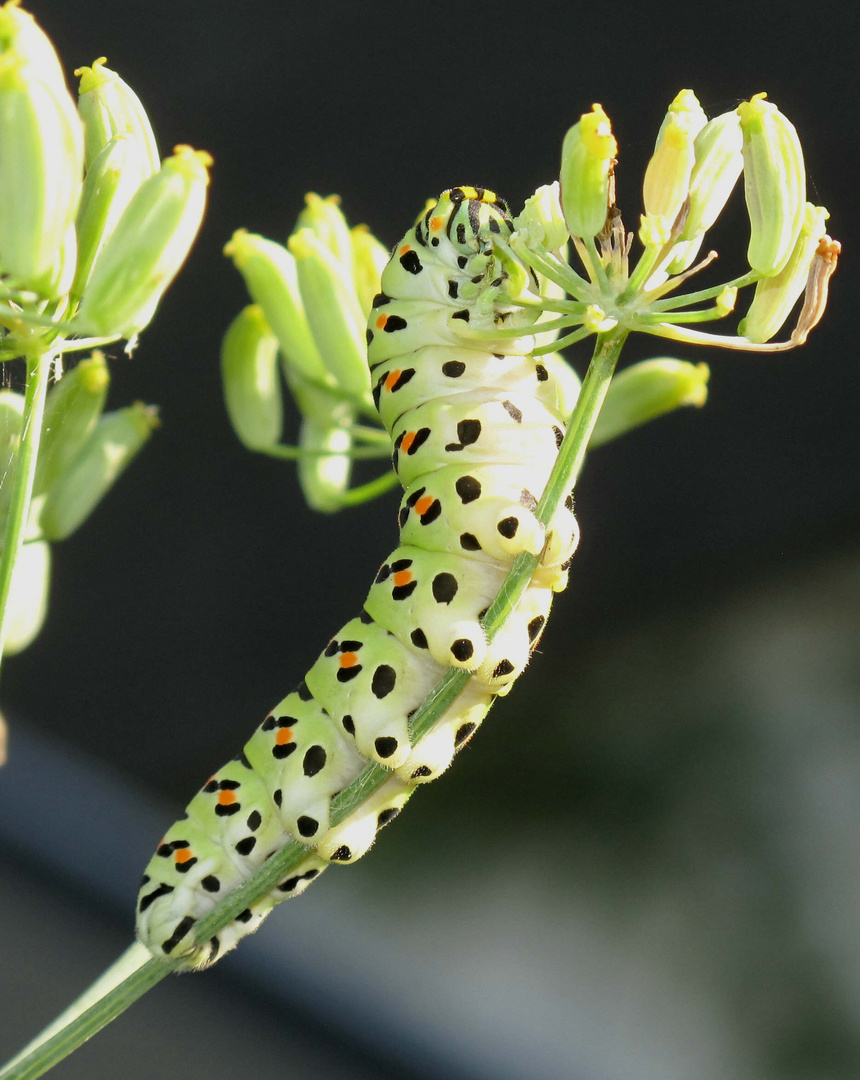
[294, 193, 354, 272]
[40, 402, 158, 540]
[288, 228, 369, 395]
[225, 230, 328, 384]
[72, 132, 150, 299]
[513, 182, 569, 251]
[297, 416, 352, 513]
[643, 89, 707, 230]
[3, 537, 49, 656]
[75, 58, 159, 174]
[592, 358, 709, 446]
[350, 225, 389, 315]
[739, 203, 829, 343]
[559, 103, 617, 238]
[738, 93, 805, 276]
[33, 353, 109, 497]
[0, 2, 65, 90]
[680, 110, 744, 241]
[76, 145, 211, 337]
[0, 44, 83, 293]
[221, 305, 283, 451]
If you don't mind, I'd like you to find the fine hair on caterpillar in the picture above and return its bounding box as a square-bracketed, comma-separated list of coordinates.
[137, 187, 579, 968]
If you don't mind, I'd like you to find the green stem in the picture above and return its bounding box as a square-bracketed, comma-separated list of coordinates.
[259, 442, 391, 462]
[0, 346, 53, 681]
[0, 327, 628, 1080]
[336, 468, 400, 506]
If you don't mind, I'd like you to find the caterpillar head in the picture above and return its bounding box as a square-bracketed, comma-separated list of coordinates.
[418, 187, 514, 255]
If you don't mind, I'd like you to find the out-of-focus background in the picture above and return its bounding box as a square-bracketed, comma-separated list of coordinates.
[1, 2, 858, 1078]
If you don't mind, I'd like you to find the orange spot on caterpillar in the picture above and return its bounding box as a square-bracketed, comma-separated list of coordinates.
[339, 652, 359, 668]
[217, 790, 236, 806]
[429, 216, 444, 232]
[174, 848, 193, 864]
[375, 314, 388, 330]
[400, 431, 415, 454]
[399, 244, 410, 256]
[414, 496, 434, 516]
[385, 369, 401, 391]
[392, 569, 412, 587]
[275, 727, 293, 745]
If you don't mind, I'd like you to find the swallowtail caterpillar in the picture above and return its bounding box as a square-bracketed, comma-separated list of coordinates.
[137, 186, 578, 967]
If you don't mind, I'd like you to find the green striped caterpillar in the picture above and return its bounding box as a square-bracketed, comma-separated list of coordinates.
[137, 186, 579, 967]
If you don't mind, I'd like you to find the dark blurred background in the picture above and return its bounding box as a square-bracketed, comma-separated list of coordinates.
[0, 1, 858, 1078]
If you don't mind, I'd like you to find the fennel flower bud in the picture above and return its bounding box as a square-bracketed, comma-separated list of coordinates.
[0, 39, 83, 294]
[289, 228, 371, 396]
[221, 305, 283, 451]
[738, 93, 806, 276]
[34, 352, 109, 497]
[739, 203, 829, 343]
[559, 103, 617, 239]
[72, 132, 151, 299]
[350, 225, 389, 315]
[75, 57, 159, 175]
[294, 193, 354, 272]
[40, 402, 158, 540]
[643, 89, 708, 231]
[513, 182, 569, 251]
[225, 230, 328, 384]
[76, 145, 211, 338]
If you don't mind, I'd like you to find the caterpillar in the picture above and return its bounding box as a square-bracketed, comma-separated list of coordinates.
[137, 186, 579, 968]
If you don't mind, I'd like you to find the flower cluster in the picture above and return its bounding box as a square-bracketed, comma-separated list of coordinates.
[224, 195, 400, 511]
[0, 3, 208, 657]
[505, 89, 838, 354]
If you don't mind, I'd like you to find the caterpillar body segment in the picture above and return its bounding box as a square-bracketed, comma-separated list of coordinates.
[136, 186, 578, 968]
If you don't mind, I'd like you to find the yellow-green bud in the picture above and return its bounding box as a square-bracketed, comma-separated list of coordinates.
[739, 203, 829, 343]
[592, 358, 709, 446]
[559, 103, 617, 239]
[680, 110, 744, 241]
[738, 93, 805, 276]
[0, 44, 83, 294]
[33, 353, 109, 497]
[75, 58, 159, 175]
[294, 193, 354, 272]
[288, 228, 369, 395]
[40, 402, 157, 540]
[76, 145, 211, 338]
[297, 416, 353, 514]
[350, 225, 389, 315]
[72, 132, 151, 299]
[643, 89, 708, 231]
[0, 3, 65, 90]
[221, 305, 283, 451]
[513, 182, 569, 251]
[2, 537, 49, 656]
[225, 230, 328, 384]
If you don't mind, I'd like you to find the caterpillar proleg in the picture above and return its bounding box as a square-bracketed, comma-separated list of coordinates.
[137, 187, 578, 967]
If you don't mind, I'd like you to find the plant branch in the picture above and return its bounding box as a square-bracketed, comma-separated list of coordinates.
[0, 326, 628, 1080]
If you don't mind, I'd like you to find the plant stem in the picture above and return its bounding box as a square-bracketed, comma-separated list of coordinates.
[0, 326, 628, 1080]
[0, 346, 54, 680]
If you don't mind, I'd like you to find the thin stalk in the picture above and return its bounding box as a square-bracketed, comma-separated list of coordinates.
[0, 326, 628, 1080]
[259, 443, 392, 462]
[0, 346, 54, 679]
[337, 469, 400, 506]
